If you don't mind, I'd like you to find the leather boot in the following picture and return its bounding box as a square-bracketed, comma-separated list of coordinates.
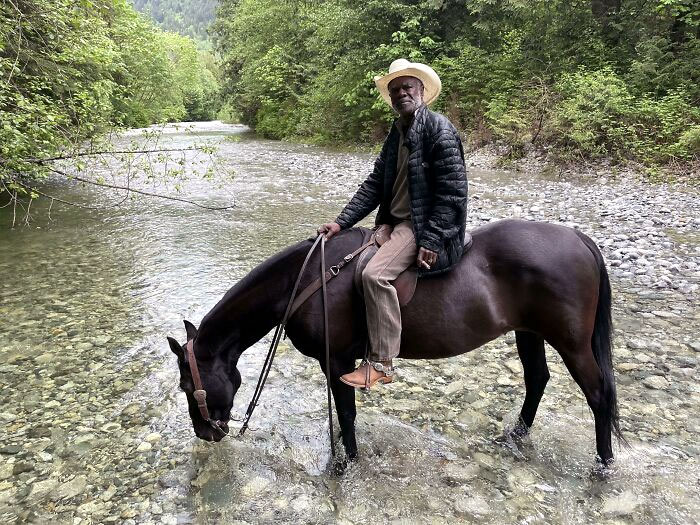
[339, 360, 393, 389]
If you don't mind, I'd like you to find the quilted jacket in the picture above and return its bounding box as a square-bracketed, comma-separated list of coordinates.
[335, 105, 468, 276]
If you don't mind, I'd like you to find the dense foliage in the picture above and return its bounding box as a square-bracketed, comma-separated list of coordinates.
[213, 0, 700, 166]
[0, 0, 220, 184]
[130, 0, 218, 43]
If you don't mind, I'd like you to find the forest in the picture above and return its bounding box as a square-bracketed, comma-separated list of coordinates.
[2, 0, 699, 191]
[0, 0, 220, 188]
[213, 0, 700, 170]
[131, 0, 218, 43]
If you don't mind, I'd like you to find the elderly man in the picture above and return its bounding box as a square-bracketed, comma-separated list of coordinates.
[318, 58, 468, 389]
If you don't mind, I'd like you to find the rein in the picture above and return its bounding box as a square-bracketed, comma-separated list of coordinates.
[185, 232, 375, 457]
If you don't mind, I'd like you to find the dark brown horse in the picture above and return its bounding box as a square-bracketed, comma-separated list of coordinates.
[167, 219, 623, 465]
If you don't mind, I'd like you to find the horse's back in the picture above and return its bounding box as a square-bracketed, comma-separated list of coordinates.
[400, 219, 601, 357]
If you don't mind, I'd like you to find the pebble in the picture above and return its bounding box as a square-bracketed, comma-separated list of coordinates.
[30, 479, 60, 500]
[136, 442, 152, 452]
[57, 475, 87, 499]
[642, 376, 669, 390]
[145, 432, 162, 443]
[454, 494, 492, 517]
[603, 491, 642, 516]
[240, 476, 272, 498]
[12, 461, 34, 475]
[100, 422, 121, 433]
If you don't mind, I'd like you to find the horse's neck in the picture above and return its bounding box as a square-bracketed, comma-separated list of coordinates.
[196, 241, 313, 356]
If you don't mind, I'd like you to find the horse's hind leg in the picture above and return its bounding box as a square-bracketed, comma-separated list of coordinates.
[556, 344, 613, 464]
[513, 331, 550, 437]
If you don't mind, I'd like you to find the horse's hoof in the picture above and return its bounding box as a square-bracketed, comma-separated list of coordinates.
[332, 458, 349, 476]
[590, 456, 615, 480]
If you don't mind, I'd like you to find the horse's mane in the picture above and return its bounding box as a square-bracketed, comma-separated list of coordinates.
[198, 228, 371, 343]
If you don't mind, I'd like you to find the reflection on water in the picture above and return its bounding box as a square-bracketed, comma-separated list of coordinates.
[0, 121, 698, 524]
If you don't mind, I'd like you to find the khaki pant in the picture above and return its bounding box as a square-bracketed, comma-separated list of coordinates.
[362, 220, 417, 362]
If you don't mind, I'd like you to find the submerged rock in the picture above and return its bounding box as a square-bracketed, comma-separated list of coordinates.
[602, 490, 642, 516]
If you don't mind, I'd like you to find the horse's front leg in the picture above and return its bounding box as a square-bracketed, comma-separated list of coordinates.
[318, 357, 358, 461]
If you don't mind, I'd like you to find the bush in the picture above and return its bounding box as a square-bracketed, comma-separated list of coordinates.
[549, 69, 636, 159]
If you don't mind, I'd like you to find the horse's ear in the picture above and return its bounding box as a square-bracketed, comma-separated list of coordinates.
[167, 336, 184, 358]
[183, 320, 198, 341]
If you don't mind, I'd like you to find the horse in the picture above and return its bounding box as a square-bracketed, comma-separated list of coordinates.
[167, 218, 623, 466]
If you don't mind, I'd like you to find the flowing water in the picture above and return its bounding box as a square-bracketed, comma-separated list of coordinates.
[1, 122, 698, 524]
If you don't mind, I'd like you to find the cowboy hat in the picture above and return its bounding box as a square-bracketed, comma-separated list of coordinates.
[374, 58, 442, 107]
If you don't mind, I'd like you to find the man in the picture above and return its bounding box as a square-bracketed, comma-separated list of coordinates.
[318, 58, 468, 388]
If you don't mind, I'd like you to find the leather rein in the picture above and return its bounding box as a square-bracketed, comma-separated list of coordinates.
[184, 232, 375, 454]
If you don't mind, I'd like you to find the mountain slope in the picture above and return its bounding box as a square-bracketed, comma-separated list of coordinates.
[130, 0, 217, 42]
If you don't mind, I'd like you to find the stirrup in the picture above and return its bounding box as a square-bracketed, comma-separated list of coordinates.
[365, 359, 395, 377]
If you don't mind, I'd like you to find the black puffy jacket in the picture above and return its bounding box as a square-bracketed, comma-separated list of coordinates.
[335, 105, 468, 276]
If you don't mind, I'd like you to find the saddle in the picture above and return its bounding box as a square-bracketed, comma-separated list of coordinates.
[288, 225, 473, 318]
[354, 224, 473, 307]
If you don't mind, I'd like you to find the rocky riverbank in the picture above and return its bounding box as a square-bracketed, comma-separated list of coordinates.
[464, 142, 699, 186]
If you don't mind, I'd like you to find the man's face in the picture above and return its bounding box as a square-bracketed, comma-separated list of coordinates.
[388, 76, 424, 117]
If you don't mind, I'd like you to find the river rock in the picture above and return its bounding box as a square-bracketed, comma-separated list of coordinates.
[0, 463, 14, 481]
[0, 445, 21, 455]
[241, 476, 271, 498]
[136, 442, 152, 452]
[642, 375, 669, 390]
[443, 461, 479, 483]
[100, 422, 121, 433]
[57, 475, 87, 499]
[603, 490, 642, 516]
[101, 484, 117, 502]
[454, 494, 492, 517]
[12, 461, 34, 475]
[30, 478, 60, 500]
[145, 432, 162, 443]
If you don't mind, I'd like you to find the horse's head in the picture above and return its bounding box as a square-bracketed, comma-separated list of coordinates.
[167, 320, 242, 442]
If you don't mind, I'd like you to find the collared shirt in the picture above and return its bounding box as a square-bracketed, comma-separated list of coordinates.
[390, 125, 411, 222]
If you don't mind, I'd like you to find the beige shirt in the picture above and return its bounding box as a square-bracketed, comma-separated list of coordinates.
[390, 126, 411, 222]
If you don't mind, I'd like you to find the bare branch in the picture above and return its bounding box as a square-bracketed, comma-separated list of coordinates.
[11, 190, 17, 229]
[46, 167, 236, 210]
[23, 197, 32, 226]
[24, 148, 201, 164]
[5, 2, 23, 89]
[10, 180, 112, 210]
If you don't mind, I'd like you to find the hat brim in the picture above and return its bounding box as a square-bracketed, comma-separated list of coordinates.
[374, 66, 442, 108]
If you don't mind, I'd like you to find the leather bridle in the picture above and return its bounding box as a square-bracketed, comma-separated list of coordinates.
[185, 339, 229, 438]
[183, 232, 376, 450]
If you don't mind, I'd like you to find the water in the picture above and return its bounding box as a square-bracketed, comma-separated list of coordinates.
[0, 121, 698, 523]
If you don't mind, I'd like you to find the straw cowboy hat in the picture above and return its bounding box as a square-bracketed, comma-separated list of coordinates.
[374, 58, 442, 107]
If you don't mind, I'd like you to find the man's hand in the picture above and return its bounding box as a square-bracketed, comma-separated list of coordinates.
[317, 222, 341, 240]
[417, 247, 437, 270]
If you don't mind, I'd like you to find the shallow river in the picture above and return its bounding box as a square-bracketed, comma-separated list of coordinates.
[1, 122, 698, 524]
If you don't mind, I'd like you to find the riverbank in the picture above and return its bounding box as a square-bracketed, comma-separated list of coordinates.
[464, 142, 699, 185]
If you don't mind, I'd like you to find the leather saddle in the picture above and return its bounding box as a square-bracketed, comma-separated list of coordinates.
[354, 224, 473, 307]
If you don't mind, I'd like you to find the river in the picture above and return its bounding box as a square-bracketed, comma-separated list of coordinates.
[0, 121, 698, 524]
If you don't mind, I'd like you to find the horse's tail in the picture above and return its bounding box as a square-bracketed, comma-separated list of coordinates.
[575, 230, 626, 445]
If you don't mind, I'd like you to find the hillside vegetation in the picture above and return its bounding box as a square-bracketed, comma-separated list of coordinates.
[213, 0, 700, 170]
[130, 0, 218, 43]
[1, 0, 221, 186]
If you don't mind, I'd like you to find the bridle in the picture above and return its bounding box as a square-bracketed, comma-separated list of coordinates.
[182, 232, 376, 451]
[185, 339, 229, 438]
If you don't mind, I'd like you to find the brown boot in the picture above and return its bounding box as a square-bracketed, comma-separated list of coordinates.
[339, 360, 394, 389]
